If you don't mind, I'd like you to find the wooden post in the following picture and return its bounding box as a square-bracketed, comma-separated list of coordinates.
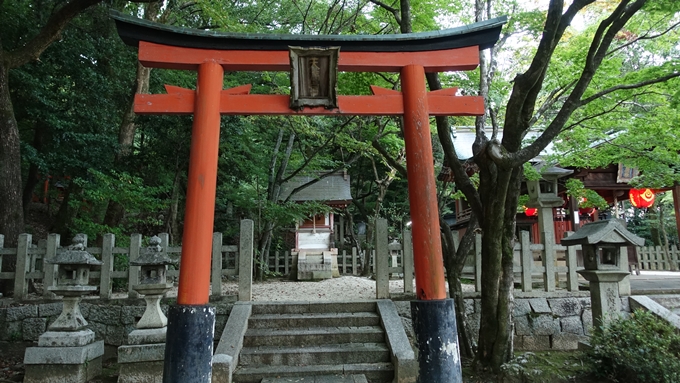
[212, 232, 223, 298]
[520, 231, 533, 292]
[339, 215, 345, 247]
[654, 246, 661, 270]
[128, 233, 142, 297]
[475, 233, 482, 293]
[403, 228, 414, 294]
[375, 218, 389, 299]
[352, 247, 357, 276]
[14, 233, 32, 300]
[100, 233, 115, 299]
[401, 64, 446, 301]
[641, 246, 648, 270]
[543, 232, 556, 292]
[43, 234, 60, 298]
[177, 61, 224, 306]
[238, 219, 254, 301]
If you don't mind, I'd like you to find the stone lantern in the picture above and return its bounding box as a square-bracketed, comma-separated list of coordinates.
[24, 234, 104, 383]
[118, 235, 176, 383]
[47, 234, 103, 330]
[130, 235, 175, 328]
[388, 240, 402, 279]
[562, 220, 644, 327]
[526, 165, 573, 237]
[526, 165, 573, 209]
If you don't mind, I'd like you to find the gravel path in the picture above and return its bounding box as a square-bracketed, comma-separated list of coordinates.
[160, 275, 474, 301]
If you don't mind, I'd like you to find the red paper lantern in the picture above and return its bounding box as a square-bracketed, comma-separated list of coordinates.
[524, 207, 538, 217]
[629, 188, 655, 208]
[579, 207, 595, 216]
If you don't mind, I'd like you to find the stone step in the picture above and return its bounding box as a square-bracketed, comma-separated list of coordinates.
[261, 373, 369, 383]
[248, 312, 381, 329]
[233, 363, 394, 383]
[251, 301, 377, 315]
[244, 326, 385, 347]
[238, 343, 391, 366]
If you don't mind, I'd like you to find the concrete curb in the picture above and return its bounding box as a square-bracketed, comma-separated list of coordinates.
[376, 300, 416, 383]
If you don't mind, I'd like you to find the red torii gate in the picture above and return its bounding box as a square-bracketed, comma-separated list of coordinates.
[113, 12, 505, 383]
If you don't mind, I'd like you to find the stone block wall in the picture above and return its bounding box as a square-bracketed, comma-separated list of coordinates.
[465, 296, 630, 351]
[0, 299, 234, 346]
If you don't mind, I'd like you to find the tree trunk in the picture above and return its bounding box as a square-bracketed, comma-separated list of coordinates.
[257, 130, 294, 279]
[101, 3, 157, 231]
[649, 203, 661, 246]
[50, 181, 83, 240]
[164, 166, 183, 243]
[0, 61, 24, 247]
[0, 60, 24, 294]
[442, 215, 478, 358]
[22, 121, 49, 217]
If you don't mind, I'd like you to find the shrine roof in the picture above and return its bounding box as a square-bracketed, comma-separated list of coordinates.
[279, 172, 352, 204]
[111, 11, 506, 53]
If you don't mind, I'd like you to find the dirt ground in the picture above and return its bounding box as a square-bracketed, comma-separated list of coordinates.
[0, 341, 28, 382]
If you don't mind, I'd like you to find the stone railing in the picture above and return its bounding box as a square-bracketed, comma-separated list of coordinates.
[0, 220, 253, 300]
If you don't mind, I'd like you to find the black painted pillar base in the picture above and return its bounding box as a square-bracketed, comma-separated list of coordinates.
[163, 305, 216, 383]
[411, 299, 462, 383]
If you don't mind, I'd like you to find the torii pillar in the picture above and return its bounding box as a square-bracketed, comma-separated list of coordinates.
[112, 11, 506, 383]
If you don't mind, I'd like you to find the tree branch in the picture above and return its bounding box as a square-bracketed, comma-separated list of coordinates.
[282, 117, 356, 182]
[7, 0, 102, 68]
[607, 19, 680, 57]
[507, 0, 649, 167]
[282, 153, 361, 203]
[372, 139, 407, 177]
[580, 71, 680, 105]
[368, 0, 401, 25]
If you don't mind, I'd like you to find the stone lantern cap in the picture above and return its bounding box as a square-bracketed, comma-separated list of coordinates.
[47, 234, 102, 266]
[537, 165, 573, 180]
[562, 220, 645, 247]
[131, 236, 175, 266]
[387, 240, 401, 252]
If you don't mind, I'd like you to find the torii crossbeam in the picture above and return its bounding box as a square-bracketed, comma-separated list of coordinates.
[113, 11, 506, 383]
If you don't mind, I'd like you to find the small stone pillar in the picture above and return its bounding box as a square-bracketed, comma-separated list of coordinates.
[118, 236, 175, 383]
[24, 234, 104, 383]
[562, 220, 644, 328]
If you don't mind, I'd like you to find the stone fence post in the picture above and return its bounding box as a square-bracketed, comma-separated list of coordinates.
[374, 218, 389, 299]
[238, 219, 254, 301]
[13, 234, 32, 300]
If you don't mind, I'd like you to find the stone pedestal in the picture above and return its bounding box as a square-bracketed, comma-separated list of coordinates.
[578, 270, 629, 328]
[118, 328, 167, 383]
[117, 291, 170, 383]
[24, 330, 104, 383]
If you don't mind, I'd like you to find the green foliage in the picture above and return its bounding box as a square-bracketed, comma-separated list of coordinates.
[564, 179, 608, 209]
[70, 169, 170, 238]
[523, 163, 542, 181]
[586, 309, 680, 383]
[500, 351, 592, 382]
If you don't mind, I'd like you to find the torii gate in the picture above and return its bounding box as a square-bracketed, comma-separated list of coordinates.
[113, 12, 505, 383]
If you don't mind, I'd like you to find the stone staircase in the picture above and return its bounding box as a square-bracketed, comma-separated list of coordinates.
[219, 300, 414, 383]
